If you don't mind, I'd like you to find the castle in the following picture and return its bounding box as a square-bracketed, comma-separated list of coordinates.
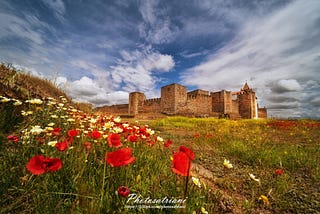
[97, 83, 267, 119]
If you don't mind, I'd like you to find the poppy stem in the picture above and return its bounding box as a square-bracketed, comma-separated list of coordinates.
[100, 161, 107, 210]
[183, 160, 190, 203]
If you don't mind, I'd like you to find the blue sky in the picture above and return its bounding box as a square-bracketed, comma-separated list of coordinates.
[0, 0, 319, 118]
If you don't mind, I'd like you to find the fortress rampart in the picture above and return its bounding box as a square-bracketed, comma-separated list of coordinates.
[97, 83, 267, 119]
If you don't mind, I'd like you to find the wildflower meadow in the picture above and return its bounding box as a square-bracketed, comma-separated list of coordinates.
[1, 95, 320, 213]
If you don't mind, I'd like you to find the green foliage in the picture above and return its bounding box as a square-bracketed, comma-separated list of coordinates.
[0, 98, 212, 214]
[0, 102, 24, 133]
[150, 117, 320, 212]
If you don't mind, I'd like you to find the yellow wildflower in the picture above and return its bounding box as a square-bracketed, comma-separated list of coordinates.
[51, 114, 58, 119]
[27, 98, 43, 104]
[146, 128, 154, 135]
[46, 127, 54, 131]
[30, 125, 44, 135]
[113, 116, 121, 123]
[1, 97, 11, 102]
[13, 100, 22, 106]
[201, 207, 208, 214]
[192, 177, 201, 188]
[223, 159, 233, 169]
[104, 121, 114, 129]
[249, 173, 260, 183]
[259, 195, 269, 205]
[156, 136, 164, 142]
[48, 141, 58, 147]
[113, 126, 123, 133]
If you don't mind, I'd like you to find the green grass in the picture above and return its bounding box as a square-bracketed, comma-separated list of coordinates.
[1, 97, 320, 213]
[149, 117, 320, 213]
[0, 98, 215, 214]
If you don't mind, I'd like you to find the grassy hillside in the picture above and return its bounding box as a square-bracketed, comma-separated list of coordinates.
[0, 64, 93, 112]
[0, 64, 69, 101]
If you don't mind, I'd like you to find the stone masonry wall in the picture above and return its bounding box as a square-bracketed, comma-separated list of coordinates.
[160, 84, 187, 114]
[96, 104, 129, 114]
[141, 98, 161, 113]
[177, 94, 212, 115]
[258, 108, 267, 118]
[97, 83, 267, 119]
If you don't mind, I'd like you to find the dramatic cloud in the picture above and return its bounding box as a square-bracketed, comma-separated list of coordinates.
[40, 0, 66, 23]
[1, 0, 319, 118]
[271, 79, 301, 93]
[109, 46, 175, 94]
[182, 0, 320, 118]
[57, 76, 128, 106]
[138, 0, 178, 44]
[54, 46, 174, 106]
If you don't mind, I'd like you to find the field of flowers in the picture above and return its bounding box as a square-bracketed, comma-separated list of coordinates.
[1, 95, 320, 213]
[0, 96, 212, 213]
[149, 117, 320, 213]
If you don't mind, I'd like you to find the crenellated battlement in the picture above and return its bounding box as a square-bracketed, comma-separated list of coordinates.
[98, 82, 267, 119]
[144, 98, 161, 103]
[187, 94, 211, 100]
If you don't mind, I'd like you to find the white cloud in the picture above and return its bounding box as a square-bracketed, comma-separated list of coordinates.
[271, 79, 301, 93]
[56, 50, 172, 106]
[59, 76, 127, 106]
[109, 46, 175, 93]
[310, 97, 320, 107]
[138, 0, 178, 44]
[142, 52, 175, 72]
[40, 0, 66, 23]
[182, 0, 320, 118]
[0, 13, 44, 45]
[66, 76, 105, 96]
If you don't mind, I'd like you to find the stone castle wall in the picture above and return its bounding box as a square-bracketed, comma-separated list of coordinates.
[97, 83, 267, 119]
[96, 104, 129, 114]
[141, 98, 161, 113]
[178, 94, 212, 115]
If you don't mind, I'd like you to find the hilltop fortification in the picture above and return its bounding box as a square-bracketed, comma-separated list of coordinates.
[97, 83, 267, 119]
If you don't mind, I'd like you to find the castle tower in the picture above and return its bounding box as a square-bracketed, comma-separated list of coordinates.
[211, 90, 232, 115]
[128, 92, 146, 115]
[160, 83, 187, 115]
[238, 83, 258, 119]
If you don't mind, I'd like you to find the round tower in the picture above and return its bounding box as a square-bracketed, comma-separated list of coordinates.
[128, 92, 146, 115]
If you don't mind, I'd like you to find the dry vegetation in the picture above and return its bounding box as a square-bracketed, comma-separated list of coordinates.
[0, 64, 68, 100]
[0, 63, 92, 113]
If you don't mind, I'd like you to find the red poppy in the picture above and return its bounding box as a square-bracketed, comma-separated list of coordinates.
[194, 134, 200, 138]
[137, 127, 149, 137]
[91, 131, 101, 139]
[127, 135, 138, 142]
[275, 169, 283, 175]
[146, 139, 155, 146]
[26, 155, 62, 175]
[65, 137, 73, 145]
[206, 134, 213, 138]
[36, 137, 45, 144]
[84, 141, 91, 150]
[106, 148, 136, 167]
[55, 141, 68, 151]
[164, 139, 172, 148]
[52, 127, 61, 136]
[107, 133, 123, 148]
[172, 152, 192, 176]
[179, 146, 195, 160]
[68, 129, 78, 137]
[7, 135, 19, 143]
[118, 186, 130, 197]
